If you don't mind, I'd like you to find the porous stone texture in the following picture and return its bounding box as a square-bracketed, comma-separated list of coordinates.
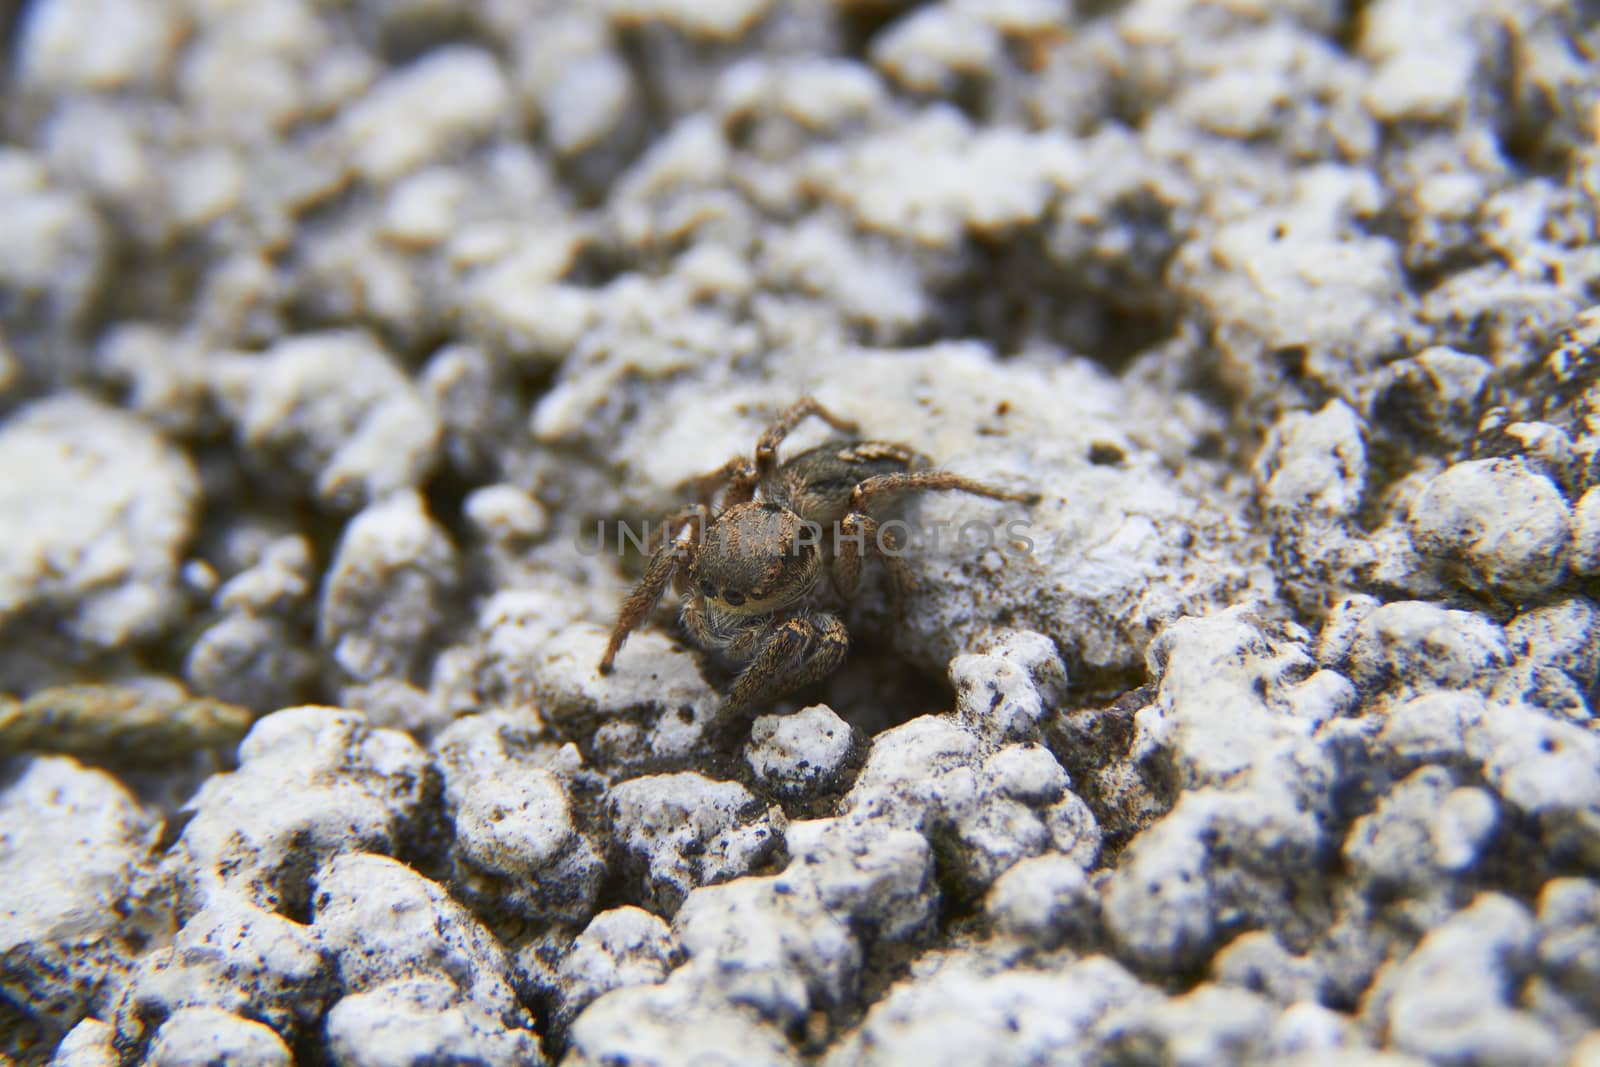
[1, 757, 155, 1060]
[142, 1007, 293, 1067]
[606, 771, 783, 914]
[160, 707, 433, 916]
[744, 703, 858, 799]
[6, 0, 1600, 1062]
[550, 906, 678, 1028]
[0, 395, 200, 686]
[312, 854, 543, 1065]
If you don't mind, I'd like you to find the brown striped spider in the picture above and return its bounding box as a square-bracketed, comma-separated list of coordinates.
[598, 398, 1036, 716]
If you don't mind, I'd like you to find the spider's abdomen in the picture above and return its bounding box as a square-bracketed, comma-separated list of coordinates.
[779, 438, 923, 526]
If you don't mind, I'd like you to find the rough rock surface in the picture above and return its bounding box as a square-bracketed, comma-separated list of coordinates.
[4, 0, 1600, 1063]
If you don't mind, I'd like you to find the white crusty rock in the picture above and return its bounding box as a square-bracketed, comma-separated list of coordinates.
[116, 892, 332, 1051]
[844, 716, 980, 835]
[1572, 486, 1600, 575]
[532, 623, 715, 726]
[800, 108, 1083, 248]
[1341, 766, 1499, 931]
[1367, 346, 1491, 449]
[602, 118, 744, 254]
[311, 854, 532, 1032]
[554, 906, 677, 1026]
[1333, 599, 1512, 699]
[449, 765, 604, 923]
[0, 394, 200, 654]
[1, 757, 154, 1053]
[571, 808, 939, 1060]
[318, 489, 459, 688]
[1365, 683, 1600, 865]
[461, 483, 550, 549]
[324, 978, 546, 1067]
[1408, 458, 1573, 598]
[757, 217, 931, 342]
[50, 1017, 117, 1067]
[744, 704, 857, 799]
[606, 772, 782, 914]
[184, 613, 318, 714]
[164, 708, 432, 915]
[530, 623, 729, 771]
[870, 5, 1003, 97]
[824, 953, 1156, 1067]
[429, 706, 583, 785]
[16, 0, 187, 93]
[601, 0, 776, 41]
[843, 715, 1100, 897]
[143, 1007, 293, 1067]
[338, 678, 451, 739]
[1465, 697, 1600, 865]
[1535, 878, 1600, 1017]
[1496, 597, 1600, 721]
[433, 574, 616, 722]
[1508, 597, 1600, 684]
[431, 708, 603, 922]
[1134, 608, 1346, 792]
[175, 0, 374, 133]
[94, 324, 214, 436]
[211, 332, 442, 510]
[1255, 401, 1369, 521]
[1102, 790, 1246, 972]
[1108, 610, 1346, 970]
[984, 853, 1100, 950]
[1096, 983, 1278, 1065]
[1169, 166, 1415, 416]
[1373, 688, 1487, 770]
[958, 745, 1101, 889]
[1366, 894, 1563, 1066]
[1211, 931, 1327, 1007]
[1357, 0, 1488, 124]
[513, 10, 639, 168]
[1253, 400, 1370, 611]
[566, 977, 797, 1067]
[783, 815, 939, 945]
[341, 46, 510, 184]
[672, 873, 861, 1026]
[948, 630, 1070, 743]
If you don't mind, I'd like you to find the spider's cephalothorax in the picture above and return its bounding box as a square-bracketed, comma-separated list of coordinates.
[597, 398, 1037, 716]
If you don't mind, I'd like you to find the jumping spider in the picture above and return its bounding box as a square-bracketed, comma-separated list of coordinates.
[597, 398, 1037, 716]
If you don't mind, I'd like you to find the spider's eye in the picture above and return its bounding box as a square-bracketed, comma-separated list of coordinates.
[723, 590, 746, 606]
[700, 581, 716, 598]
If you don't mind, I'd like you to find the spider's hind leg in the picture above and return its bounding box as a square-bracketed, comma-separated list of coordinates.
[755, 397, 860, 484]
[848, 470, 1040, 515]
[832, 469, 1037, 602]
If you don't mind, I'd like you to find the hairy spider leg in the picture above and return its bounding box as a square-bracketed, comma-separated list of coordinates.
[754, 397, 860, 488]
[722, 612, 849, 715]
[833, 471, 1040, 598]
[599, 507, 708, 673]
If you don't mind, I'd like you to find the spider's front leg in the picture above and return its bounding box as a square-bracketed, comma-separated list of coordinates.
[832, 512, 915, 603]
[599, 507, 707, 674]
[719, 612, 849, 716]
[688, 456, 759, 510]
